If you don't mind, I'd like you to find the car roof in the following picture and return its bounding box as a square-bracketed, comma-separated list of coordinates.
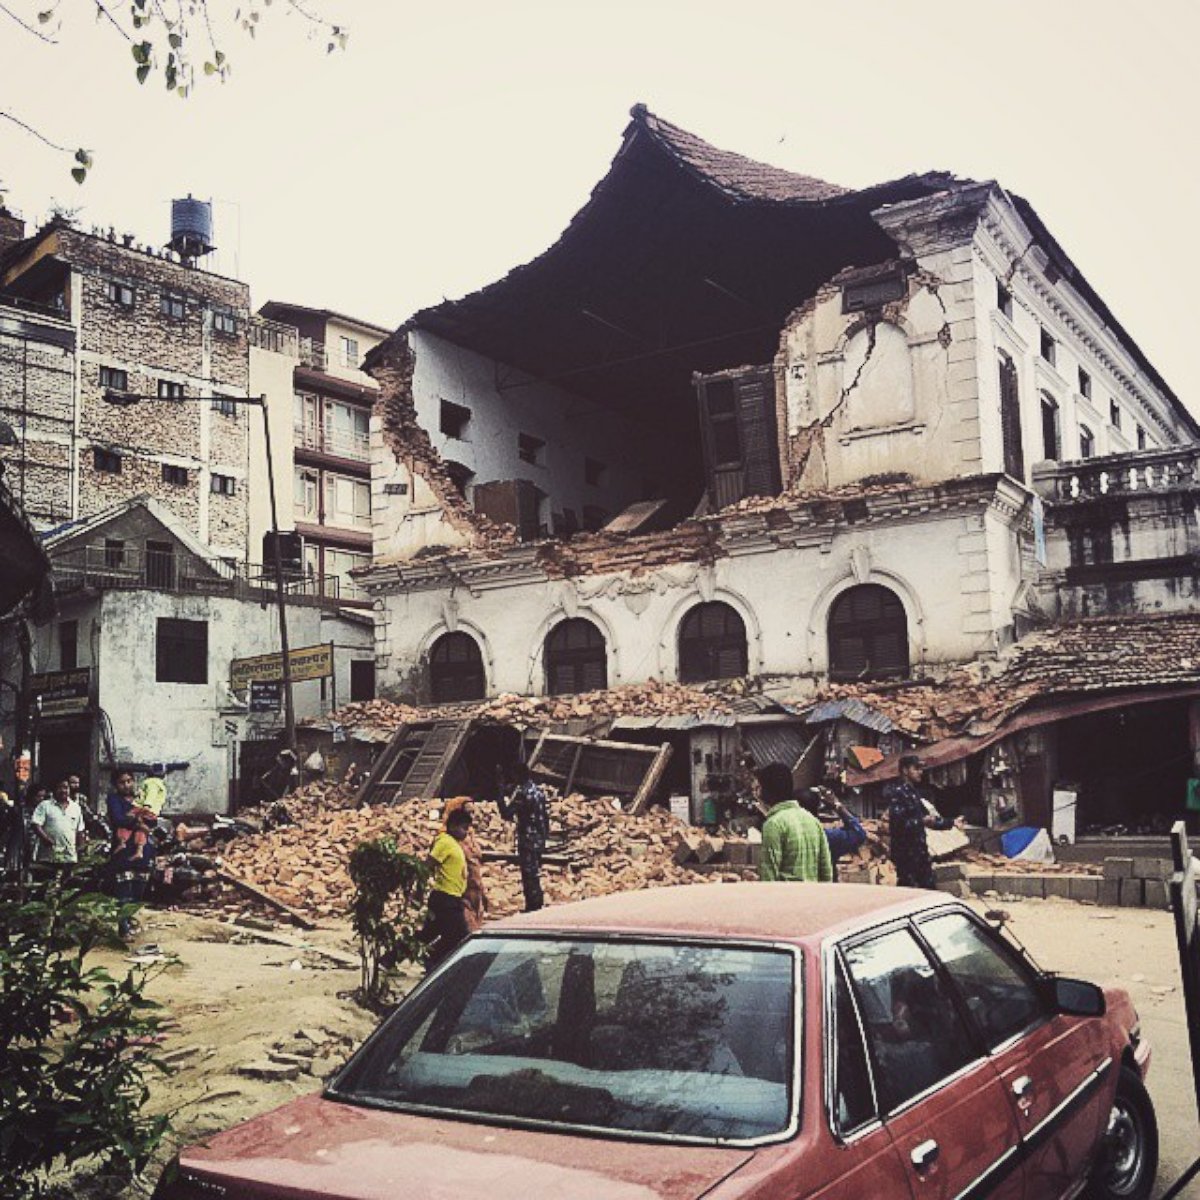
[489, 883, 948, 945]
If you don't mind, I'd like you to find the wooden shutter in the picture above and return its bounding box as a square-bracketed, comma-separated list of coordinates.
[695, 367, 781, 509]
[999, 355, 1025, 480]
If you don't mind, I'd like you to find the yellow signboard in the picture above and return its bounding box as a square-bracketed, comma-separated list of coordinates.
[230, 642, 334, 691]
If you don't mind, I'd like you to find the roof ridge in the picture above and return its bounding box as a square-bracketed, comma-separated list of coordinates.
[630, 104, 849, 203]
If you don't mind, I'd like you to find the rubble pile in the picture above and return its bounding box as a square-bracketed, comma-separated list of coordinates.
[215, 785, 754, 920]
[330, 677, 742, 735]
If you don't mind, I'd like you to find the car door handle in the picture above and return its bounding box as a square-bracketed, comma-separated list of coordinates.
[910, 1139, 940, 1172]
[1012, 1075, 1034, 1101]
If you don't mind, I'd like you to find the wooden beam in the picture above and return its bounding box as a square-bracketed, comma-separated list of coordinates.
[630, 741, 674, 814]
[216, 870, 316, 931]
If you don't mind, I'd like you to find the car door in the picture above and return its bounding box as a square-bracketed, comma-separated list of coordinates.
[804, 954, 913, 1198]
[917, 909, 1112, 1200]
[841, 923, 1025, 1200]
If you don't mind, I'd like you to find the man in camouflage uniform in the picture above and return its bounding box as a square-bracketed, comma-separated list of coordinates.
[498, 762, 550, 912]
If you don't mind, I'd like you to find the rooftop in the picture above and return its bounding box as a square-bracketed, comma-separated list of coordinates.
[493, 881, 944, 943]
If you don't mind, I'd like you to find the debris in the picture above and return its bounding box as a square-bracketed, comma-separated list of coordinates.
[238, 1060, 301, 1082]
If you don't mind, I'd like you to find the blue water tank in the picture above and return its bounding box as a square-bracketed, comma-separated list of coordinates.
[168, 196, 214, 260]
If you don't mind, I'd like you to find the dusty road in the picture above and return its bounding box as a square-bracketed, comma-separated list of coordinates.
[104, 895, 1199, 1198]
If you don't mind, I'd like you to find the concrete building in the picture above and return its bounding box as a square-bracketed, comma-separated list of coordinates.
[6, 495, 374, 814]
[355, 106, 1200, 835]
[0, 208, 253, 559]
[249, 302, 386, 604]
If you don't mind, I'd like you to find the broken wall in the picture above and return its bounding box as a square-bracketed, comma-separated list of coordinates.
[369, 328, 664, 561]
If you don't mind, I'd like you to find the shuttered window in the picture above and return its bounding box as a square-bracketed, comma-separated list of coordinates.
[695, 366, 781, 509]
[998, 353, 1025, 480]
[828, 585, 909, 681]
[678, 602, 749, 683]
[429, 632, 486, 703]
[544, 618, 607, 696]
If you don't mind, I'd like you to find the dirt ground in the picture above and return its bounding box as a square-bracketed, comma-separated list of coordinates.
[96, 895, 1199, 1198]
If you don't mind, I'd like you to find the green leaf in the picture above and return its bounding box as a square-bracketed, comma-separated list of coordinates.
[37, 10, 53, 23]
[214, 49, 225, 65]
[131, 41, 151, 65]
[71, 167, 86, 185]
[203, 61, 216, 75]
[169, 32, 182, 49]
[136, 63, 151, 84]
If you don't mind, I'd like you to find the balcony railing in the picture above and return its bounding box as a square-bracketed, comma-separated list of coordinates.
[248, 315, 299, 357]
[51, 543, 343, 605]
[293, 420, 370, 462]
[298, 337, 327, 372]
[1032, 446, 1200, 502]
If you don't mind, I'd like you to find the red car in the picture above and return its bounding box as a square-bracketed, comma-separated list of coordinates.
[155, 884, 1156, 1200]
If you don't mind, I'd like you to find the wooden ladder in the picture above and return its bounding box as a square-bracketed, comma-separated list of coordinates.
[398, 719, 472, 799]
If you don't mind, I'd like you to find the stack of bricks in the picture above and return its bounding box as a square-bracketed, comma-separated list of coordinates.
[959, 855, 1176, 910]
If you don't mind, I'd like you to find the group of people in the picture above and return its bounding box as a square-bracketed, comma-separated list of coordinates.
[419, 762, 550, 971]
[757, 754, 963, 889]
[1, 764, 171, 937]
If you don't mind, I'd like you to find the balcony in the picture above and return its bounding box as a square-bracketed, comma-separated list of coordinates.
[293, 419, 370, 463]
[51, 543, 347, 607]
[298, 337, 327, 372]
[1032, 446, 1200, 503]
[1032, 446, 1200, 620]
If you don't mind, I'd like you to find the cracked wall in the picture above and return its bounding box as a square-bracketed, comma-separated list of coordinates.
[776, 241, 980, 494]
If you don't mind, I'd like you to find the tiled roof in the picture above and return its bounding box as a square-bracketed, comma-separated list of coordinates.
[634, 106, 849, 203]
[810, 613, 1200, 744]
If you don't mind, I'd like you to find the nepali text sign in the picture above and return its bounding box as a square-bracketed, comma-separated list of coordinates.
[31, 668, 92, 717]
[249, 680, 283, 713]
[230, 642, 333, 691]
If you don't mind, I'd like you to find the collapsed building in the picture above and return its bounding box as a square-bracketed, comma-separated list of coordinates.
[350, 105, 1200, 836]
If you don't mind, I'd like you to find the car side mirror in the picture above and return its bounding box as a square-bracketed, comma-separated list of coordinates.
[1051, 977, 1106, 1018]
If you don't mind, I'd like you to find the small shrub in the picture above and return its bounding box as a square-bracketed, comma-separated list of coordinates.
[0, 883, 169, 1199]
[348, 838, 429, 1007]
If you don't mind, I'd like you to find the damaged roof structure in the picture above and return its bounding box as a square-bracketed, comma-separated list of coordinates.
[352, 105, 1200, 835]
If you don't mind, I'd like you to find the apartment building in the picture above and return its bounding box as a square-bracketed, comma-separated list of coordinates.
[250, 302, 386, 603]
[0, 208, 252, 558]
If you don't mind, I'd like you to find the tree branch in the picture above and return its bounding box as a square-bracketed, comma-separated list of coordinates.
[0, 109, 73, 153]
[0, 1, 58, 42]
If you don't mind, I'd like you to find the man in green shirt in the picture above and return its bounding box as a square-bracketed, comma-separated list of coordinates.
[757, 763, 834, 883]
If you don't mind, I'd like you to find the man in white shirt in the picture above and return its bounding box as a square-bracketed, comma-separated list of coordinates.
[31, 778, 85, 871]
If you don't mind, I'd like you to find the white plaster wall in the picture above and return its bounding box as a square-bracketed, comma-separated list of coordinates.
[409, 330, 658, 530]
[247, 342, 298, 561]
[782, 243, 982, 490]
[375, 506, 1014, 700]
[96, 591, 372, 813]
[971, 213, 1188, 481]
[323, 317, 384, 384]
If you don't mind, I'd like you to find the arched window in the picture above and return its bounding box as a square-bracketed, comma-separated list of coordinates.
[678, 602, 749, 683]
[429, 632, 486, 703]
[544, 618, 607, 696]
[828, 584, 909, 681]
[1078, 424, 1095, 460]
[998, 352, 1025, 479]
[1040, 392, 1060, 461]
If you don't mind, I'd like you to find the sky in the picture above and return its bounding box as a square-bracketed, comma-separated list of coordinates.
[2, 0, 1198, 410]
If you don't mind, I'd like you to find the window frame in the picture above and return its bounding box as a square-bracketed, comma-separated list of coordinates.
[1079, 424, 1095, 460]
[340, 335, 360, 368]
[212, 306, 237, 336]
[1078, 367, 1092, 399]
[327, 931, 805, 1150]
[161, 463, 189, 487]
[834, 916, 989, 1120]
[996, 280, 1013, 321]
[912, 908, 1049, 1055]
[439, 399, 471, 440]
[1039, 327, 1056, 366]
[99, 365, 128, 392]
[544, 617, 608, 696]
[678, 601, 749, 684]
[517, 431, 546, 466]
[210, 472, 237, 496]
[155, 617, 207, 684]
[157, 379, 185, 401]
[212, 395, 239, 418]
[93, 448, 122, 474]
[1109, 398, 1122, 430]
[429, 630, 487, 703]
[104, 278, 135, 311]
[1040, 392, 1061, 461]
[823, 944, 883, 1141]
[160, 290, 187, 320]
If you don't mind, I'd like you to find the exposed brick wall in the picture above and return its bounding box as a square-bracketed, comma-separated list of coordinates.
[40, 226, 253, 557]
[81, 452, 202, 534]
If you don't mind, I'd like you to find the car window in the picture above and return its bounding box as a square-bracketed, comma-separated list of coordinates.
[334, 937, 796, 1143]
[918, 912, 1045, 1049]
[831, 956, 876, 1134]
[843, 926, 978, 1113]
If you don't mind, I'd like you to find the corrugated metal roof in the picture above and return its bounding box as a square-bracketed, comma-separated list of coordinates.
[611, 712, 737, 731]
[805, 698, 895, 734]
[742, 723, 812, 769]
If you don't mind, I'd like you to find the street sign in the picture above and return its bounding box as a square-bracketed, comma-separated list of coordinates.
[1165, 821, 1200, 1199]
[249, 680, 283, 713]
[30, 667, 92, 716]
[230, 642, 334, 690]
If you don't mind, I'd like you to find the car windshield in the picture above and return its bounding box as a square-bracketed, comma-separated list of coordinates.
[331, 936, 797, 1144]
